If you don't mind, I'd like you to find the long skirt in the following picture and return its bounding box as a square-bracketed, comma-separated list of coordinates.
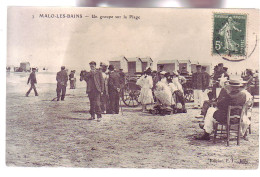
[138, 88, 154, 105]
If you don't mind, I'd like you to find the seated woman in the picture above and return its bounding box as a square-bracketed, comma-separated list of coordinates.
[166, 72, 187, 113]
[154, 71, 173, 107]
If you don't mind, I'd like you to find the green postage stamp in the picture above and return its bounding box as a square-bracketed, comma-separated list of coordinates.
[213, 13, 247, 59]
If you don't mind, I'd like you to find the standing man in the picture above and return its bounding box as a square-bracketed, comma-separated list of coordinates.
[212, 63, 225, 98]
[108, 65, 121, 114]
[192, 65, 204, 108]
[86, 61, 104, 121]
[100, 64, 109, 114]
[56, 66, 68, 101]
[26, 68, 38, 97]
[201, 66, 211, 102]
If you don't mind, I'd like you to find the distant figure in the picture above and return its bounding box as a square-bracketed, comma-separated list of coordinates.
[26, 68, 38, 97]
[85, 61, 104, 121]
[192, 65, 204, 108]
[107, 65, 121, 114]
[69, 70, 76, 89]
[56, 66, 68, 101]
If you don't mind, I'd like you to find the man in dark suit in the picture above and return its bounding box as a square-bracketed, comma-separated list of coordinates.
[196, 80, 247, 140]
[86, 61, 104, 121]
[56, 66, 68, 101]
[26, 68, 38, 97]
[108, 65, 121, 114]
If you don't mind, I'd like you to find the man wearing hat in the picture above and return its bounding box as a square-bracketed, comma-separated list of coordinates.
[85, 61, 104, 120]
[212, 63, 225, 98]
[56, 66, 68, 101]
[192, 65, 204, 108]
[26, 67, 38, 97]
[107, 65, 121, 114]
[201, 66, 210, 103]
[196, 79, 248, 140]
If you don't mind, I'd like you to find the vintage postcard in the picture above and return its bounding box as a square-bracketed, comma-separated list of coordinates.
[6, 7, 259, 169]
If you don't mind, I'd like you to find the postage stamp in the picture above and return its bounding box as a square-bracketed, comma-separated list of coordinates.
[212, 13, 247, 59]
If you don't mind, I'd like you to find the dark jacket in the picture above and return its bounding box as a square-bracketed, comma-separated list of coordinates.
[192, 72, 204, 90]
[56, 70, 68, 86]
[213, 90, 247, 123]
[213, 69, 224, 81]
[202, 72, 210, 90]
[69, 73, 75, 80]
[27, 72, 37, 84]
[86, 70, 104, 93]
[108, 71, 120, 92]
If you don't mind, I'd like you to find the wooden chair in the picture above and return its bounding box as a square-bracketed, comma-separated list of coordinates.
[213, 105, 246, 146]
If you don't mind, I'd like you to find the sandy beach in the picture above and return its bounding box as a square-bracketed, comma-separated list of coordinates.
[6, 72, 259, 169]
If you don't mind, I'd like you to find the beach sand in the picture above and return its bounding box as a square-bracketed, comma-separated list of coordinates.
[6, 72, 259, 169]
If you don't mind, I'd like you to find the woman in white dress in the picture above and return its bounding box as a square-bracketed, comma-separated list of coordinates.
[154, 71, 173, 106]
[136, 69, 154, 112]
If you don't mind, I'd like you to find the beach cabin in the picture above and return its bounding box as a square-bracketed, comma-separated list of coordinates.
[157, 60, 179, 74]
[139, 57, 153, 72]
[109, 56, 153, 75]
[178, 60, 192, 74]
[109, 56, 128, 71]
[126, 57, 153, 75]
[20, 62, 31, 72]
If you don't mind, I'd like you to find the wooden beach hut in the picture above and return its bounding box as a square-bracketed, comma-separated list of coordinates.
[157, 60, 179, 74]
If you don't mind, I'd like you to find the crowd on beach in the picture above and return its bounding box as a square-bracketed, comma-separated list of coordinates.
[24, 61, 257, 141]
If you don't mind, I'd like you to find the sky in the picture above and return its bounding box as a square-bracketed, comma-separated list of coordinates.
[7, 7, 259, 73]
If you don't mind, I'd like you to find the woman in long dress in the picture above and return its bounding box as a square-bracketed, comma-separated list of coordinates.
[154, 71, 173, 106]
[136, 69, 154, 112]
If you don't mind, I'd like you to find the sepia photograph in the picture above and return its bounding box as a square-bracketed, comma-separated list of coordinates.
[5, 6, 259, 169]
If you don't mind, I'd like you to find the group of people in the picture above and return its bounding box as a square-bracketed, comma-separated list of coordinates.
[196, 79, 253, 141]
[25, 62, 124, 122]
[25, 61, 256, 140]
[80, 61, 124, 121]
[136, 67, 187, 114]
[193, 63, 256, 141]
